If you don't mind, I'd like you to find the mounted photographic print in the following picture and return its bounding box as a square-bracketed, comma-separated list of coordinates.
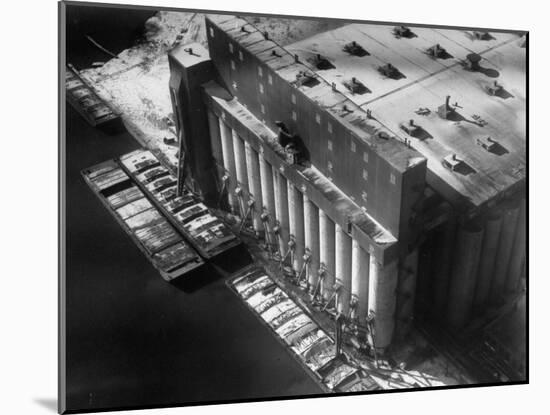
[59, 1, 527, 413]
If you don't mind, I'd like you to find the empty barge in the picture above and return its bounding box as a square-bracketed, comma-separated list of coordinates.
[66, 64, 120, 127]
[118, 149, 242, 260]
[229, 267, 380, 393]
[81, 159, 204, 281]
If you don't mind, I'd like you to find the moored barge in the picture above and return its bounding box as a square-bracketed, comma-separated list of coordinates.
[229, 267, 380, 393]
[119, 149, 242, 259]
[81, 159, 204, 281]
[66, 64, 120, 128]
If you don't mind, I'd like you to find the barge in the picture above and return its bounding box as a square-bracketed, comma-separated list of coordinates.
[65, 64, 120, 128]
[81, 159, 204, 281]
[229, 267, 380, 393]
[118, 149, 242, 260]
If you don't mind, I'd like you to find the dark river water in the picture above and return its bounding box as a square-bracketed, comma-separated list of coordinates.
[64, 4, 321, 412]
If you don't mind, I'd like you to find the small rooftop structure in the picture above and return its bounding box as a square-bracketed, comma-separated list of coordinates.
[426, 43, 449, 59]
[442, 154, 464, 172]
[169, 42, 210, 67]
[393, 25, 414, 38]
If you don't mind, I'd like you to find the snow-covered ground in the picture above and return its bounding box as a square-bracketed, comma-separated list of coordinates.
[79, 11, 342, 169]
[80, 12, 206, 168]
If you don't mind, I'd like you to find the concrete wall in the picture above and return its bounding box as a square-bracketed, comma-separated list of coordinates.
[168, 46, 218, 202]
[447, 223, 484, 328]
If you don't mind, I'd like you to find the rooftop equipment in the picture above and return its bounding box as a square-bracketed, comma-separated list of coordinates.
[400, 119, 421, 137]
[485, 80, 504, 96]
[342, 41, 369, 56]
[378, 63, 401, 79]
[343, 77, 368, 94]
[437, 95, 456, 120]
[393, 25, 414, 38]
[442, 154, 464, 172]
[293, 70, 318, 88]
[426, 43, 447, 58]
[311, 53, 335, 70]
[476, 136, 498, 152]
[473, 31, 492, 40]
[464, 53, 482, 71]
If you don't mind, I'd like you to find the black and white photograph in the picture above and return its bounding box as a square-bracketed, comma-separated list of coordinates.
[56, 1, 529, 412]
[2, 0, 543, 413]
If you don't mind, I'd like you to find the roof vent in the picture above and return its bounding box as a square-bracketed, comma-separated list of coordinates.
[293, 70, 318, 88]
[473, 31, 492, 40]
[342, 41, 369, 57]
[464, 53, 481, 71]
[400, 119, 432, 140]
[343, 77, 369, 94]
[263, 31, 269, 40]
[476, 136, 498, 152]
[378, 63, 403, 79]
[393, 25, 415, 38]
[426, 43, 449, 59]
[311, 53, 335, 70]
[437, 95, 456, 120]
[271, 49, 281, 57]
[442, 154, 463, 171]
[400, 119, 421, 136]
[485, 80, 506, 97]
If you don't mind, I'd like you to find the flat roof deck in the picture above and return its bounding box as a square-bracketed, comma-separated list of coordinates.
[286, 23, 526, 207]
[369, 41, 526, 207]
[287, 24, 519, 107]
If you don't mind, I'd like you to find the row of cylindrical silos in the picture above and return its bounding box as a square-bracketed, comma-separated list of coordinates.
[431, 198, 526, 329]
[208, 110, 401, 350]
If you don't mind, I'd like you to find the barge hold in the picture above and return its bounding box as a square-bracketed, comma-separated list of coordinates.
[229, 267, 380, 393]
[65, 64, 120, 128]
[119, 149, 243, 260]
[81, 159, 204, 281]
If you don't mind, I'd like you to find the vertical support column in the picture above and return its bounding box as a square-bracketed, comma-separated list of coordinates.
[447, 223, 484, 328]
[304, 196, 320, 290]
[206, 110, 224, 209]
[335, 224, 352, 316]
[288, 183, 305, 274]
[232, 130, 248, 217]
[474, 213, 502, 310]
[414, 236, 434, 317]
[206, 110, 223, 178]
[259, 152, 276, 228]
[395, 249, 419, 338]
[506, 198, 526, 293]
[218, 118, 238, 214]
[319, 211, 336, 301]
[351, 239, 370, 323]
[368, 258, 399, 351]
[273, 169, 289, 258]
[490, 201, 520, 304]
[432, 218, 457, 318]
[244, 142, 263, 236]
